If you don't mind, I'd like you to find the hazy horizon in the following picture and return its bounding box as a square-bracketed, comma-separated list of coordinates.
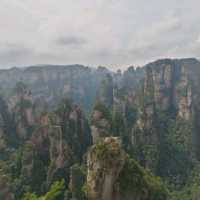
[0, 56, 199, 72]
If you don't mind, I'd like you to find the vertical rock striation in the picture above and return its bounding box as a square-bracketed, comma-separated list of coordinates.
[86, 137, 167, 200]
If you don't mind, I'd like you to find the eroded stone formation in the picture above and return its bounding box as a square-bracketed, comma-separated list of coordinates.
[1, 58, 200, 199]
[86, 137, 167, 200]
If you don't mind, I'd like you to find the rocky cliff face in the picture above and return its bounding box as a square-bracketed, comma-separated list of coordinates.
[141, 58, 200, 119]
[91, 67, 143, 143]
[26, 99, 92, 188]
[132, 58, 200, 178]
[0, 97, 12, 151]
[90, 102, 112, 143]
[86, 137, 125, 200]
[0, 64, 145, 119]
[9, 82, 37, 141]
[0, 65, 111, 112]
[86, 137, 167, 200]
[1, 58, 200, 200]
[2, 98, 92, 199]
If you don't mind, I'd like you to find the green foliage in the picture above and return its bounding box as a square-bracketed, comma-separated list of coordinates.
[176, 85, 188, 97]
[142, 144, 158, 163]
[94, 140, 111, 160]
[68, 164, 87, 200]
[144, 71, 155, 105]
[112, 111, 125, 137]
[14, 82, 29, 95]
[0, 96, 17, 147]
[119, 158, 168, 200]
[169, 162, 200, 200]
[54, 97, 91, 164]
[97, 74, 114, 108]
[21, 99, 32, 109]
[44, 179, 65, 200]
[21, 180, 65, 200]
[94, 139, 119, 160]
[92, 101, 112, 122]
[22, 193, 38, 200]
[125, 103, 137, 128]
[117, 87, 126, 98]
[170, 184, 200, 200]
[2, 66, 200, 200]
[157, 113, 194, 187]
[56, 98, 72, 119]
[10, 142, 49, 199]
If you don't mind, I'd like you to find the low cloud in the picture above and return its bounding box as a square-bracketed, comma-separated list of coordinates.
[55, 36, 87, 46]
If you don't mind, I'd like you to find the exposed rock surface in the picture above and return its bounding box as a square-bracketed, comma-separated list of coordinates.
[142, 58, 200, 119]
[7, 99, 92, 198]
[90, 103, 112, 143]
[133, 58, 200, 174]
[31, 100, 91, 186]
[1, 58, 200, 200]
[96, 74, 114, 109]
[0, 64, 145, 114]
[0, 65, 111, 112]
[86, 137, 167, 200]
[87, 137, 125, 200]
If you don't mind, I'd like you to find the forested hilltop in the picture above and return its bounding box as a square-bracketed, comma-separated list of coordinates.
[1, 58, 200, 200]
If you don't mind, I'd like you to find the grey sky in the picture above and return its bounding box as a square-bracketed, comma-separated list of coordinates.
[0, 0, 200, 69]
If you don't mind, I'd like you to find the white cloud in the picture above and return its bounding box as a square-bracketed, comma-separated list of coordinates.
[0, 0, 200, 69]
[197, 35, 200, 43]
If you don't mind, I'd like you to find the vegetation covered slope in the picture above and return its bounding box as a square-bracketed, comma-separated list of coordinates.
[86, 137, 167, 200]
[1, 58, 200, 200]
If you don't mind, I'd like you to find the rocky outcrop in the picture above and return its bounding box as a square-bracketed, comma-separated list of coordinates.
[86, 137, 167, 200]
[90, 102, 112, 143]
[8, 82, 39, 141]
[0, 98, 92, 200]
[0, 65, 111, 112]
[96, 74, 114, 109]
[1, 58, 200, 200]
[19, 99, 92, 193]
[87, 137, 125, 200]
[132, 58, 200, 174]
[46, 125, 74, 186]
[142, 58, 200, 120]
[132, 66, 159, 172]
[0, 96, 16, 150]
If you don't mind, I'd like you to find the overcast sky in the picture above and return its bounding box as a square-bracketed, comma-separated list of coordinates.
[0, 0, 200, 69]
